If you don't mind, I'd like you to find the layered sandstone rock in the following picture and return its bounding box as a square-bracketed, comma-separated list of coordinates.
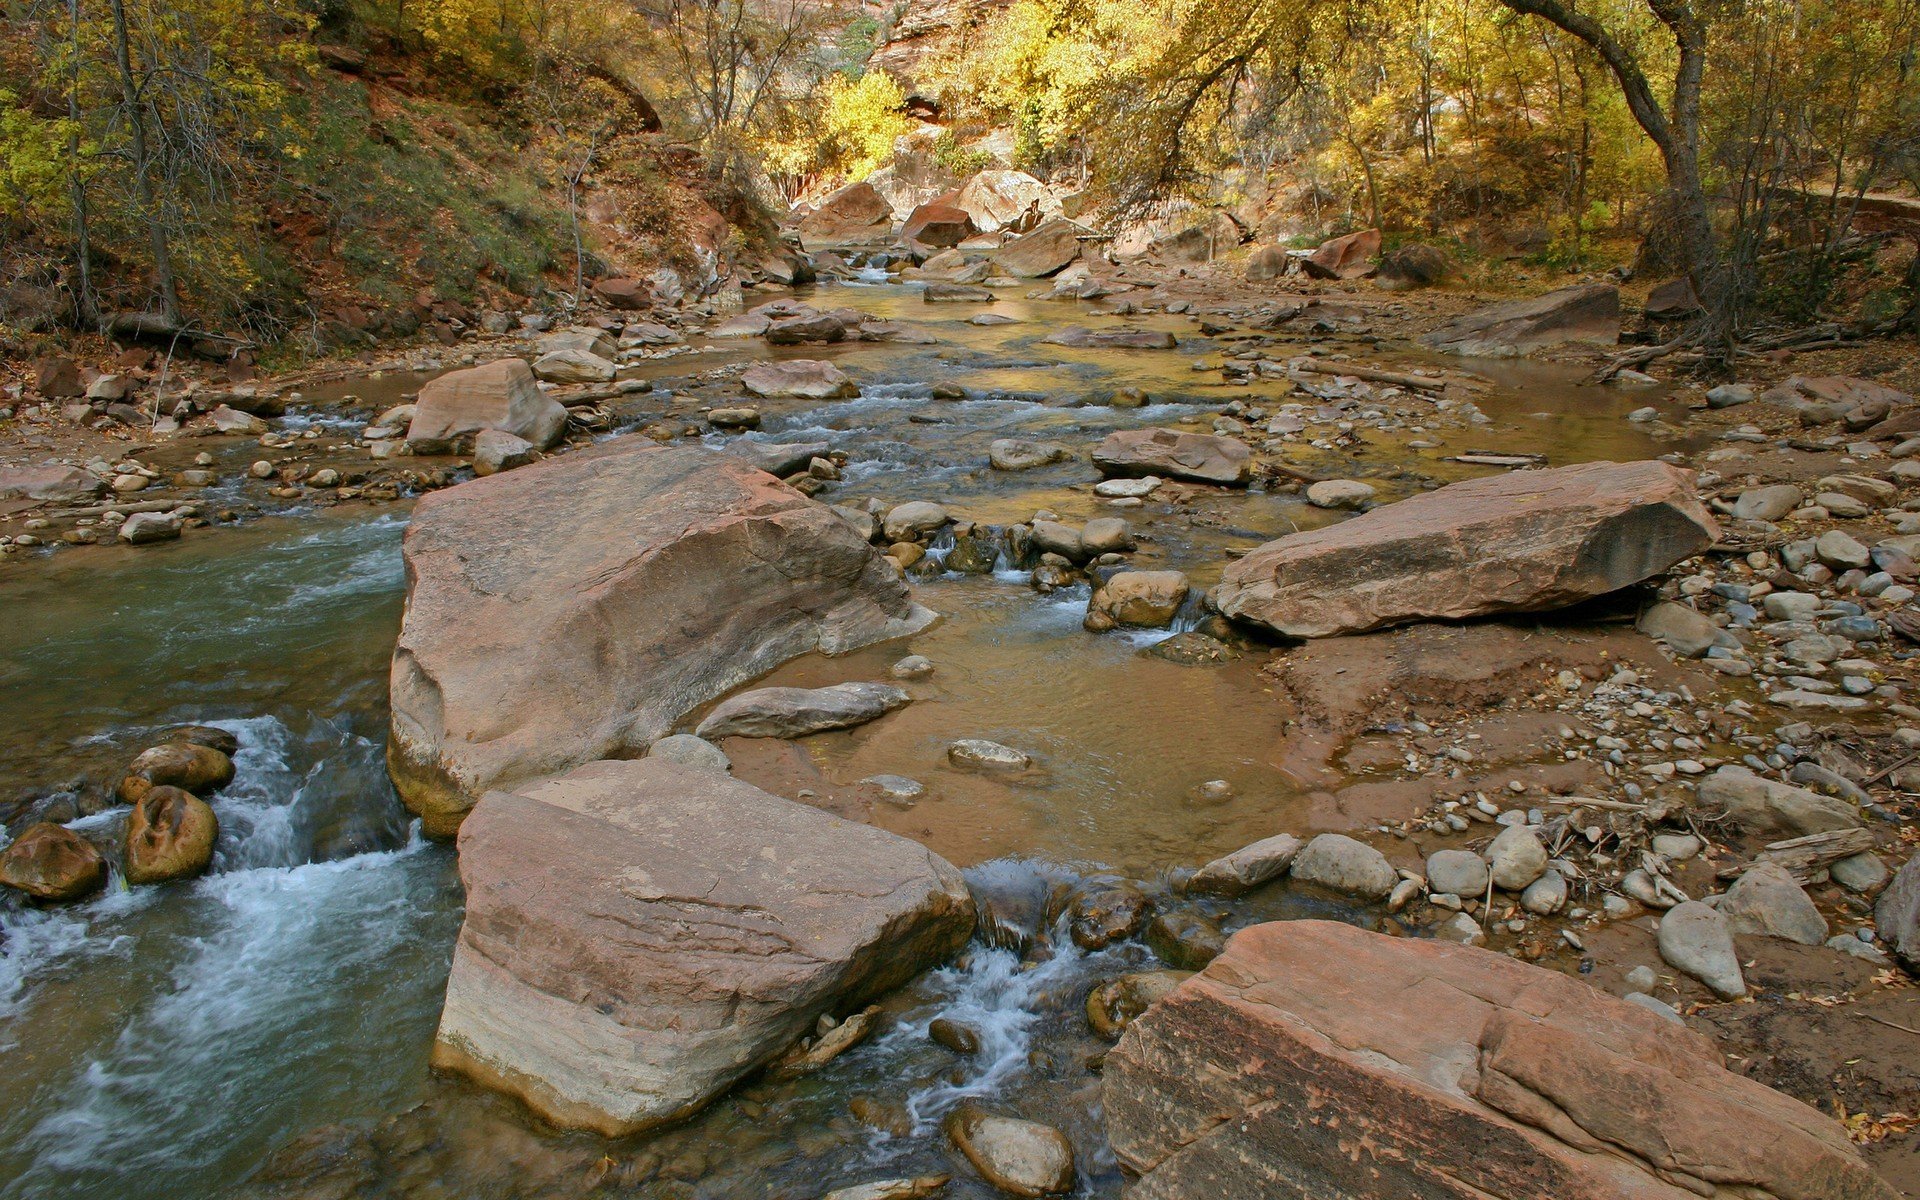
[902, 202, 976, 247]
[1421, 283, 1621, 357]
[387, 441, 934, 835]
[994, 218, 1087, 278]
[1212, 460, 1717, 638]
[1106, 920, 1895, 1200]
[405, 359, 568, 452]
[433, 759, 974, 1134]
[1299, 228, 1380, 279]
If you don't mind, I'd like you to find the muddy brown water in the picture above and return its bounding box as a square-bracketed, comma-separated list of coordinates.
[0, 280, 1692, 1199]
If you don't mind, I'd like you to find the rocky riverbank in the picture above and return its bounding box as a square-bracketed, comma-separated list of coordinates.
[4, 227, 1920, 1199]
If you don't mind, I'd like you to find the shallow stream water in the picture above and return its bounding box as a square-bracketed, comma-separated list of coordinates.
[0, 280, 1690, 1199]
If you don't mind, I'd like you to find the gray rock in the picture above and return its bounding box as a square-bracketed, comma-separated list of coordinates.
[1623, 992, 1684, 1024]
[989, 439, 1072, 471]
[1289, 834, 1398, 900]
[119, 511, 183, 545]
[647, 733, 731, 773]
[1653, 832, 1703, 861]
[1637, 601, 1733, 658]
[1487, 825, 1548, 891]
[1081, 517, 1135, 557]
[729, 441, 833, 478]
[1696, 765, 1860, 837]
[1719, 862, 1827, 945]
[890, 655, 935, 680]
[1827, 935, 1891, 965]
[948, 739, 1032, 771]
[531, 347, 617, 384]
[1433, 912, 1485, 945]
[1520, 870, 1568, 915]
[473, 429, 538, 476]
[1815, 529, 1871, 571]
[696, 682, 910, 740]
[1425, 849, 1490, 898]
[1624, 964, 1659, 991]
[1831, 853, 1889, 894]
[1306, 479, 1376, 510]
[861, 774, 925, 803]
[1875, 853, 1920, 973]
[1658, 901, 1746, 998]
[1190, 834, 1303, 897]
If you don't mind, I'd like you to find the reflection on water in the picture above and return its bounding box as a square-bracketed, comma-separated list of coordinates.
[0, 280, 1685, 1199]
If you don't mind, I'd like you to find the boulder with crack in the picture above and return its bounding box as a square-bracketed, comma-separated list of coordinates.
[1105, 920, 1895, 1200]
[387, 441, 934, 836]
[434, 759, 974, 1135]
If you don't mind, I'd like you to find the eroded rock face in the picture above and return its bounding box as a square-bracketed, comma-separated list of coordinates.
[1093, 428, 1251, 486]
[406, 359, 568, 452]
[1212, 460, 1717, 638]
[1106, 920, 1895, 1200]
[902, 202, 976, 247]
[950, 169, 1058, 233]
[994, 219, 1087, 278]
[432, 759, 974, 1135]
[0, 465, 107, 505]
[1421, 283, 1621, 357]
[387, 441, 934, 836]
[1300, 228, 1379, 279]
[124, 785, 219, 884]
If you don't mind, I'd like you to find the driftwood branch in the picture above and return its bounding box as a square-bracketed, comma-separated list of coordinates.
[1714, 828, 1877, 883]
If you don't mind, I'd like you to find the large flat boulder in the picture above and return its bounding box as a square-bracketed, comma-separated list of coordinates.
[0, 464, 106, 505]
[406, 358, 568, 452]
[798, 181, 894, 249]
[1093, 428, 1251, 486]
[1421, 283, 1621, 357]
[994, 218, 1087, 278]
[387, 441, 934, 835]
[1105, 920, 1895, 1200]
[1212, 460, 1716, 638]
[434, 759, 974, 1135]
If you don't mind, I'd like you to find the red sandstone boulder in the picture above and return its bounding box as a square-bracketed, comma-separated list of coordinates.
[798, 181, 894, 249]
[1106, 920, 1896, 1200]
[433, 758, 973, 1135]
[994, 218, 1088, 278]
[387, 441, 934, 835]
[902, 203, 976, 248]
[1299, 228, 1380, 279]
[1212, 460, 1717, 638]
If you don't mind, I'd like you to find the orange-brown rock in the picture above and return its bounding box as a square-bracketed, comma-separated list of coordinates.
[116, 740, 236, 804]
[1105, 920, 1896, 1200]
[0, 823, 107, 902]
[1299, 227, 1380, 279]
[1212, 460, 1717, 638]
[124, 785, 220, 884]
[798, 181, 894, 249]
[387, 440, 934, 836]
[432, 759, 974, 1135]
[902, 202, 976, 248]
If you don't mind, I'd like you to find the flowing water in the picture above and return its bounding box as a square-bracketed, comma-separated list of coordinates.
[0, 280, 1689, 1199]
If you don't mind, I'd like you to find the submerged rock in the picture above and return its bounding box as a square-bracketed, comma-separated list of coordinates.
[947, 739, 1033, 771]
[0, 823, 107, 902]
[1212, 461, 1717, 638]
[988, 438, 1072, 471]
[124, 785, 219, 884]
[433, 759, 973, 1136]
[1086, 970, 1189, 1040]
[1105, 921, 1889, 1199]
[695, 682, 911, 740]
[387, 441, 933, 836]
[1088, 570, 1189, 630]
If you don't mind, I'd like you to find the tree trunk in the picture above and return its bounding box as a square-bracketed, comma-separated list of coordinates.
[66, 0, 98, 328]
[106, 0, 182, 326]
